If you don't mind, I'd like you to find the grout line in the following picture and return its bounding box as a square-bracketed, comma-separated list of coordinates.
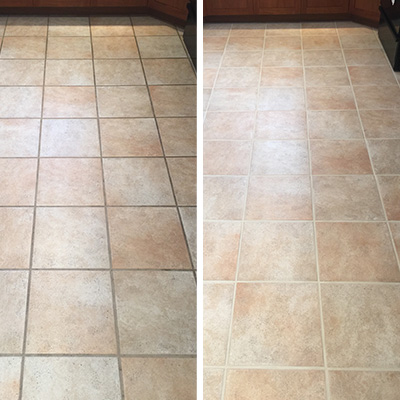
[0, 353, 196, 358]
[204, 280, 400, 285]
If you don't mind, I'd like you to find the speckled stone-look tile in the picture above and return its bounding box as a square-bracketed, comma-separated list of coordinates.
[45, 60, 94, 86]
[261, 67, 304, 87]
[368, 140, 400, 174]
[132, 16, 177, 36]
[239, 222, 317, 281]
[209, 88, 258, 112]
[26, 271, 117, 354]
[32, 207, 109, 269]
[303, 50, 345, 67]
[263, 36, 301, 51]
[121, 358, 196, 400]
[353, 86, 400, 109]
[225, 369, 326, 400]
[94, 59, 145, 86]
[263, 50, 302, 67]
[258, 87, 305, 111]
[305, 66, 350, 87]
[114, 271, 196, 354]
[229, 283, 323, 366]
[22, 357, 121, 400]
[204, 36, 227, 52]
[204, 112, 255, 140]
[168, 158, 197, 205]
[321, 283, 400, 368]
[179, 207, 197, 267]
[360, 110, 400, 139]
[349, 65, 398, 86]
[150, 85, 196, 117]
[204, 369, 224, 400]
[378, 176, 400, 220]
[0, 358, 21, 399]
[90, 16, 133, 36]
[343, 48, 388, 66]
[5, 16, 47, 36]
[0, 60, 44, 85]
[47, 37, 92, 59]
[223, 51, 262, 67]
[0, 87, 42, 118]
[0, 272, 28, 353]
[107, 207, 191, 269]
[103, 158, 174, 206]
[92, 36, 138, 59]
[340, 33, 380, 49]
[143, 58, 196, 85]
[302, 35, 340, 50]
[0, 37, 46, 59]
[306, 87, 356, 110]
[390, 222, 400, 257]
[48, 16, 90, 37]
[227, 37, 264, 52]
[137, 36, 186, 58]
[216, 67, 260, 88]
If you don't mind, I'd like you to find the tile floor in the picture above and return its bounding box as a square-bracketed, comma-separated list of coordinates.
[204, 21, 400, 400]
[0, 15, 196, 400]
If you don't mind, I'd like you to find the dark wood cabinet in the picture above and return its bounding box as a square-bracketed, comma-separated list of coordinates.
[350, 0, 380, 21]
[33, 0, 90, 6]
[255, 0, 300, 15]
[148, 0, 188, 21]
[0, 0, 33, 5]
[205, 0, 254, 15]
[304, 0, 349, 14]
[91, 0, 147, 5]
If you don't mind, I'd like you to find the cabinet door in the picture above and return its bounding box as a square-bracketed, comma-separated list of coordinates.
[0, 0, 33, 5]
[148, 0, 188, 20]
[304, 0, 349, 14]
[255, 0, 301, 15]
[350, 0, 380, 21]
[91, 0, 147, 5]
[205, 0, 254, 15]
[34, 0, 90, 5]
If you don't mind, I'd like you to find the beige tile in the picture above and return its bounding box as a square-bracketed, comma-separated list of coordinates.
[137, 36, 186, 58]
[308, 110, 363, 139]
[246, 175, 312, 220]
[108, 207, 191, 269]
[239, 222, 316, 281]
[227, 37, 264, 52]
[261, 67, 304, 87]
[343, 48, 388, 65]
[0, 357, 20, 399]
[378, 176, 400, 220]
[322, 283, 400, 367]
[150, 85, 196, 117]
[369, 140, 400, 174]
[5, 16, 47, 36]
[204, 368, 224, 400]
[43, 86, 96, 118]
[100, 118, 162, 157]
[204, 89, 211, 111]
[336, 21, 375, 35]
[229, 283, 323, 366]
[132, 16, 177, 36]
[48, 16, 90, 36]
[302, 21, 337, 35]
[264, 36, 301, 50]
[92, 36, 139, 59]
[22, 357, 120, 399]
[0, 272, 28, 353]
[361, 110, 400, 139]
[255, 110, 306, 139]
[97, 86, 152, 117]
[47, 37, 92, 59]
[209, 88, 258, 112]
[0, 159, 37, 206]
[90, 16, 133, 36]
[94, 59, 145, 85]
[0, 208, 33, 269]
[0, 37, 46, 59]
[204, 24, 230, 38]
[158, 117, 196, 156]
[204, 37, 228, 52]
[204, 68, 217, 88]
[114, 270, 196, 354]
[251, 140, 309, 175]
[231, 23, 266, 37]
[32, 207, 109, 269]
[263, 50, 303, 67]
[307, 87, 356, 110]
[204, 176, 247, 220]
[26, 271, 116, 354]
[340, 34, 380, 49]
[204, 52, 223, 68]
[317, 222, 400, 281]
[143, 58, 195, 85]
[45, 60, 94, 86]
[103, 158, 174, 206]
[225, 369, 326, 400]
[303, 50, 345, 66]
[303, 35, 340, 50]
[0, 119, 40, 157]
[314, 176, 384, 221]
[390, 222, 400, 257]
[0, 60, 44, 85]
[311, 140, 372, 175]
[204, 141, 252, 175]
[329, 371, 400, 400]
[40, 119, 100, 157]
[204, 282, 234, 365]
[37, 158, 104, 206]
[259, 87, 305, 110]
[223, 51, 262, 67]
[216, 67, 260, 88]
[355, 86, 400, 110]
[267, 22, 301, 36]
[204, 221, 241, 281]
[0, 87, 42, 118]
[179, 207, 196, 267]
[0, 16, 6, 35]
[349, 65, 398, 86]
[168, 157, 196, 206]
[305, 66, 350, 87]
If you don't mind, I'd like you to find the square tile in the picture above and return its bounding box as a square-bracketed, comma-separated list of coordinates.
[0, 87, 42, 118]
[94, 59, 145, 85]
[361, 110, 400, 139]
[179, 207, 197, 267]
[209, 88, 258, 112]
[305, 67, 350, 87]
[204, 369, 224, 400]
[92, 36, 139, 59]
[302, 35, 340, 50]
[0, 208, 33, 269]
[143, 58, 195, 85]
[47, 37, 92, 59]
[258, 87, 305, 111]
[368, 140, 400, 174]
[302, 21, 337, 36]
[303, 50, 345, 67]
[349, 65, 398, 86]
[262, 50, 303, 67]
[340, 34, 380, 49]
[0, 37, 46, 59]
[216, 67, 260, 88]
[227, 37, 264, 52]
[261, 67, 304, 87]
[231, 23, 266, 37]
[122, 358, 196, 400]
[0, 357, 20, 399]
[37, 158, 104, 206]
[223, 51, 263, 67]
[229, 283, 323, 366]
[108, 207, 191, 269]
[336, 21, 375, 35]
[204, 52, 223, 68]
[307, 87, 356, 110]
[32, 208, 109, 269]
[0, 272, 28, 353]
[0, 16, 6, 35]
[378, 176, 400, 220]
[149, 85, 196, 117]
[321, 283, 400, 367]
[313, 176, 384, 221]
[204, 37, 227, 52]
[90, 16, 133, 36]
[103, 158, 174, 206]
[132, 16, 177, 36]
[267, 22, 301, 36]
[264, 36, 301, 50]
[26, 271, 116, 353]
[43, 87, 96, 118]
[40, 119, 100, 157]
[114, 270, 196, 354]
[204, 23, 231, 37]
[204, 68, 217, 88]
[48, 16, 90, 36]
[390, 222, 400, 257]
[255, 111, 306, 139]
[97, 86, 152, 117]
[246, 176, 312, 220]
[204, 112, 255, 140]
[100, 118, 162, 156]
[0, 60, 44, 85]
[0, 159, 37, 206]
[137, 36, 186, 58]
[239, 222, 316, 281]
[204, 283, 235, 365]
[45, 60, 94, 86]
[354, 86, 400, 109]
[343, 48, 388, 66]
[5, 16, 47, 36]
[317, 222, 400, 281]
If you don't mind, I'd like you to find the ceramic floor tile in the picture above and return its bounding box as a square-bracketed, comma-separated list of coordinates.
[45, 60, 94, 86]
[0, 60, 44, 85]
[47, 37, 92, 59]
[48, 16, 90, 36]
[22, 357, 121, 400]
[0, 16, 6, 35]
[204, 52, 223, 68]
[137, 36, 186, 58]
[92, 36, 139, 59]
[209, 88, 258, 111]
[354, 86, 400, 109]
[390, 222, 400, 257]
[360, 110, 400, 139]
[306, 87, 356, 110]
[263, 50, 303, 67]
[0, 208, 33, 269]
[204, 112, 255, 140]
[37, 158, 104, 206]
[132, 16, 177, 36]
[204, 23, 231, 37]
[349, 65, 398, 86]
[32, 207, 109, 269]
[229, 283, 323, 366]
[238, 222, 317, 281]
[378, 176, 400, 220]
[203, 37, 227, 52]
[246, 175, 312, 220]
[340, 34, 381, 49]
[142, 58, 195, 85]
[0, 87, 42, 118]
[0, 357, 21, 400]
[223, 51, 263, 67]
[100, 118, 162, 157]
[26, 271, 117, 354]
[103, 158, 174, 206]
[302, 35, 341, 50]
[108, 207, 191, 269]
[267, 22, 301, 36]
[303, 50, 345, 66]
[40, 119, 100, 157]
[305, 66, 350, 87]
[264, 36, 301, 51]
[216, 67, 260, 88]
[231, 23, 266, 37]
[368, 140, 400, 174]
[5, 16, 47, 36]
[321, 283, 400, 368]
[114, 270, 196, 354]
[343, 48, 388, 65]
[204, 68, 217, 88]
[179, 207, 197, 267]
[0, 37, 46, 59]
[121, 358, 196, 400]
[227, 37, 264, 52]
[336, 21, 375, 35]
[302, 21, 337, 35]
[204, 369, 224, 400]
[90, 16, 133, 36]
[94, 59, 145, 85]
[261, 67, 304, 87]
[167, 158, 197, 205]
[258, 87, 305, 111]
